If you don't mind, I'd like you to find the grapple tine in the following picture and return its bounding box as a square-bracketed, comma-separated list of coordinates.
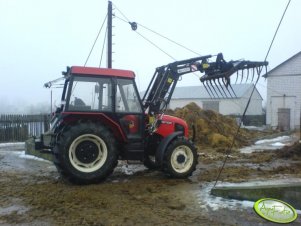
[213, 79, 225, 98]
[203, 82, 213, 98]
[251, 68, 255, 82]
[228, 83, 237, 98]
[209, 79, 220, 98]
[245, 69, 249, 83]
[240, 69, 244, 84]
[222, 78, 234, 98]
[197, 54, 268, 99]
[206, 80, 216, 98]
[235, 71, 239, 84]
[218, 79, 229, 98]
[254, 66, 262, 83]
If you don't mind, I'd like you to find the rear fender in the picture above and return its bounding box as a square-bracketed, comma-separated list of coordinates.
[155, 131, 183, 166]
[59, 113, 127, 142]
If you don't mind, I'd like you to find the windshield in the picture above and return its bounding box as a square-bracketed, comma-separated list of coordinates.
[67, 76, 112, 112]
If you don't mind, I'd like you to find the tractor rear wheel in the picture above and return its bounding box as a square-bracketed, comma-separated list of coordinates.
[53, 122, 118, 184]
[163, 137, 197, 178]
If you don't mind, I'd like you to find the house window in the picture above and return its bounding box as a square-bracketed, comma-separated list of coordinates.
[203, 101, 219, 112]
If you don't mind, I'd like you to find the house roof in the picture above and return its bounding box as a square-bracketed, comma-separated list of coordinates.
[171, 83, 258, 99]
[263, 51, 301, 78]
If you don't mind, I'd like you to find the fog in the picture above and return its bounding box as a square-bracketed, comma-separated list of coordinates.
[0, 0, 300, 114]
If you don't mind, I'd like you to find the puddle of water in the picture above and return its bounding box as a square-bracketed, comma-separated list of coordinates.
[200, 179, 301, 213]
[215, 178, 301, 187]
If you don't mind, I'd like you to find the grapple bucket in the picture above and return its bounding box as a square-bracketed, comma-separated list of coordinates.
[199, 53, 268, 98]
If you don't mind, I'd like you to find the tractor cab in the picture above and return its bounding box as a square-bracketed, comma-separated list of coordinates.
[46, 66, 145, 147]
[62, 67, 142, 114]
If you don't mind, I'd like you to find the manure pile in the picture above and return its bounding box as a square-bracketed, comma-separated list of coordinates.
[166, 102, 252, 148]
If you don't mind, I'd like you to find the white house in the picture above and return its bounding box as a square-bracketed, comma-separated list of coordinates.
[264, 51, 301, 130]
[169, 84, 263, 116]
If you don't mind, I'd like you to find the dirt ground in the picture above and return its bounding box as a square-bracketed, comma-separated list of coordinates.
[0, 135, 301, 226]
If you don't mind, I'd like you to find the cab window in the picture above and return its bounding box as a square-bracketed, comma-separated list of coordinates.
[115, 79, 142, 113]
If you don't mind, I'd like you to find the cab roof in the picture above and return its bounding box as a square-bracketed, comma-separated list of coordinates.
[70, 66, 135, 79]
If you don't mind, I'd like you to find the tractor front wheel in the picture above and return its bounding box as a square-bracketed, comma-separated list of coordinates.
[163, 137, 197, 178]
[53, 122, 118, 184]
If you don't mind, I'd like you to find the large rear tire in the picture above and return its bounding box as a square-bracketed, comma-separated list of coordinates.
[53, 122, 118, 184]
[163, 137, 197, 178]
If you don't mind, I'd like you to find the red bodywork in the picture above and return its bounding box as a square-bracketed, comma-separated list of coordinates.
[155, 115, 189, 138]
[71, 66, 135, 78]
[61, 112, 127, 142]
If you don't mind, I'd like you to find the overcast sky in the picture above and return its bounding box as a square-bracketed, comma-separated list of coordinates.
[0, 0, 300, 113]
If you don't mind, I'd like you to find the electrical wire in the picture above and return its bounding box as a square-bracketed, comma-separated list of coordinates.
[99, 26, 108, 67]
[113, 2, 201, 57]
[113, 15, 175, 60]
[84, 14, 108, 66]
[213, 0, 291, 188]
[134, 30, 177, 61]
[137, 22, 201, 56]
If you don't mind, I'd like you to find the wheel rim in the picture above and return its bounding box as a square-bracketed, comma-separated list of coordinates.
[69, 134, 108, 173]
[170, 145, 194, 173]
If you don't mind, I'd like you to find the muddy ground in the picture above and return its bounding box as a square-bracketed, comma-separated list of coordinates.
[0, 136, 301, 226]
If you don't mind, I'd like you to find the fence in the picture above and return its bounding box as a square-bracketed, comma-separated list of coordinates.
[0, 114, 50, 142]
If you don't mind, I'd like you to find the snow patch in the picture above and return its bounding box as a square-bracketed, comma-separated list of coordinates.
[119, 163, 147, 175]
[0, 142, 24, 148]
[15, 151, 50, 162]
[271, 142, 285, 147]
[254, 136, 290, 145]
[240, 135, 293, 153]
[198, 182, 254, 211]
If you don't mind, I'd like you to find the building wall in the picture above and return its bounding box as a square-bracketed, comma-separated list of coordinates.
[266, 75, 301, 129]
[169, 87, 263, 116]
[169, 99, 204, 110]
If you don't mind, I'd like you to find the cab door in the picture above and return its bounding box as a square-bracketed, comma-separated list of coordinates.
[115, 78, 144, 140]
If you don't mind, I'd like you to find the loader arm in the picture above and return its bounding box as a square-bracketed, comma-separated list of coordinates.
[142, 53, 268, 116]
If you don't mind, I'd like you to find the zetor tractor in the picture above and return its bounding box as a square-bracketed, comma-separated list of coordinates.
[34, 54, 267, 184]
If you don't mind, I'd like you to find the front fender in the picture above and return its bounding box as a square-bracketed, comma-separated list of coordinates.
[155, 131, 183, 166]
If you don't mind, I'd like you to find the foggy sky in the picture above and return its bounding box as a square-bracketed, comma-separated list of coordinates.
[0, 0, 300, 113]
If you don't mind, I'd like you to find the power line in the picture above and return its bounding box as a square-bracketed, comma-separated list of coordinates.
[137, 22, 201, 56]
[264, 0, 291, 62]
[134, 30, 177, 61]
[112, 2, 201, 57]
[213, 0, 292, 188]
[114, 15, 175, 60]
[84, 14, 108, 66]
[99, 26, 108, 67]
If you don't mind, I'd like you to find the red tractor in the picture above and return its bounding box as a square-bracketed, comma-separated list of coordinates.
[35, 54, 267, 184]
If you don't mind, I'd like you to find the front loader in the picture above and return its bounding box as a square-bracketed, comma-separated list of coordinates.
[29, 53, 267, 184]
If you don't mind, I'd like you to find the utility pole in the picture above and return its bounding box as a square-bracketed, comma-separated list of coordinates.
[107, 1, 113, 68]
[50, 89, 53, 113]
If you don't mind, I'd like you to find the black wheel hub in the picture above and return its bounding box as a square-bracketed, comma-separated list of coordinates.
[75, 141, 99, 164]
[177, 154, 186, 164]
